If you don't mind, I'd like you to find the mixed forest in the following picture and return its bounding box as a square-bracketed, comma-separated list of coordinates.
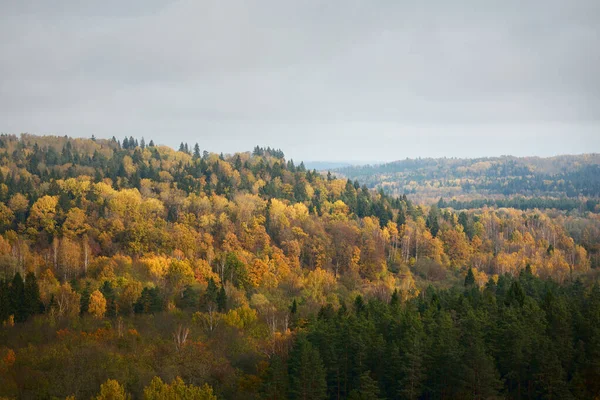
[0, 134, 600, 399]
[335, 155, 600, 204]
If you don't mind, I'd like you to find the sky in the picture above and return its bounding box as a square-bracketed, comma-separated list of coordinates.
[1, 0, 599, 163]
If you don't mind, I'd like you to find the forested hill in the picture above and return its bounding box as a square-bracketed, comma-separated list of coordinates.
[0, 133, 401, 228]
[334, 154, 600, 201]
[1, 133, 600, 399]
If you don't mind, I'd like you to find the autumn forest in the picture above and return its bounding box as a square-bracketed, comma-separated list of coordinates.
[1, 134, 600, 399]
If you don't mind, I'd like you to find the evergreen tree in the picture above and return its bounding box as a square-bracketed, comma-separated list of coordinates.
[354, 295, 366, 315]
[178, 286, 200, 310]
[203, 278, 218, 307]
[23, 272, 44, 317]
[348, 371, 382, 400]
[10, 272, 26, 322]
[289, 299, 298, 328]
[390, 289, 399, 308]
[261, 354, 289, 399]
[80, 283, 91, 314]
[134, 287, 163, 314]
[288, 336, 327, 400]
[396, 207, 406, 226]
[0, 278, 10, 322]
[100, 281, 117, 317]
[458, 311, 502, 398]
[426, 205, 440, 237]
[464, 268, 476, 287]
[217, 286, 227, 312]
[395, 307, 425, 400]
[424, 311, 462, 398]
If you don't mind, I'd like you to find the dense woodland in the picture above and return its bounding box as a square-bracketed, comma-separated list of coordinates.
[335, 155, 600, 202]
[0, 134, 600, 399]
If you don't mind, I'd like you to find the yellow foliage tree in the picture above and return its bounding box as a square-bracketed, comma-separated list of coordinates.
[302, 267, 336, 305]
[27, 195, 59, 235]
[248, 258, 270, 288]
[89, 289, 107, 319]
[94, 379, 130, 400]
[55, 283, 81, 318]
[222, 305, 258, 330]
[143, 376, 216, 400]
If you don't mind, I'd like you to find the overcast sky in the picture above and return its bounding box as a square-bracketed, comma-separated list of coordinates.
[1, 0, 599, 162]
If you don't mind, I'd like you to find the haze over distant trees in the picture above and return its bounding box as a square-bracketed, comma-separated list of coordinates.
[335, 155, 600, 202]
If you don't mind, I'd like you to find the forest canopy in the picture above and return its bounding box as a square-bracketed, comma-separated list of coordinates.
[0, 134, 599, 399]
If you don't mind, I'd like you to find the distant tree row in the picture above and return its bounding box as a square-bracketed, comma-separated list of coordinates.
[337, 155, 600, 199]
[437, 196, 599, 212]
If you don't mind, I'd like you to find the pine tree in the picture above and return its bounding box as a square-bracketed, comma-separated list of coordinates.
[217, 286, 227, 312]
[424, 311, 462, 398]
[80, 283, 91, 314]
[390, 289, 399, 307]
[289, 299, 298, 328]
[396, 207, 406, 226]
[10, 272, 26, 322]
[458, 311, 502, 399]
[290, 299, 298, 314]
[354, 295, 366, 315]
[426, 205, 440, 237]
[261, 354, 289, 399]
[396, 307, 425, 400]
[464, 268, 476, 287]
[0, 278, 10, 323]
[23, 272, 44, 317]
[178, 286, 199, 311]
[204, 278, 218, 305]
[288, 336, 327, 400]
[100, 281, 117, 317]
[348, 371, 382, 400]
[134, 287, 163, 314]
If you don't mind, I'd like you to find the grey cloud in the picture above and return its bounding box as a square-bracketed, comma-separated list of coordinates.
[0, 0, 599, 162]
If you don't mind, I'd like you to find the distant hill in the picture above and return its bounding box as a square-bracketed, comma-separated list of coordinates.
[304, 161, 375, 171]
[334, 154, 600, 202]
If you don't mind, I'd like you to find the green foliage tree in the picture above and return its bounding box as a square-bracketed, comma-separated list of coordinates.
[288, 336, 327, 400]
[9, 272, 26, 322]
[348, 371, 382, 400]
[464, 268, 475, 287]
[23, 272, 44, 317]
[134, 287, 163, 314]
[216, 286, 227, 312]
